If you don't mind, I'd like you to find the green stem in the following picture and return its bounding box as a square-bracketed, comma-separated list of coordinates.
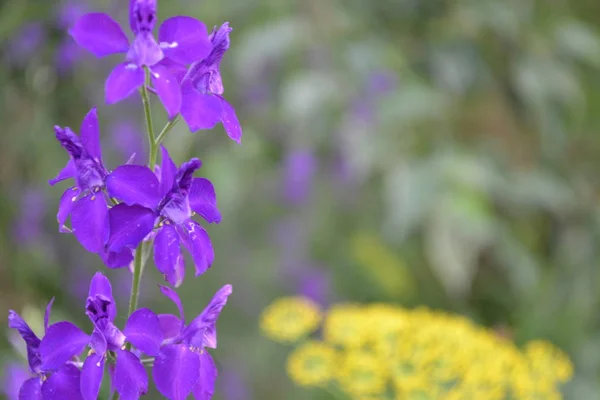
[126, 245, 145, 330]
[141, 67, 157, 169]
[155, 116, 180, 148]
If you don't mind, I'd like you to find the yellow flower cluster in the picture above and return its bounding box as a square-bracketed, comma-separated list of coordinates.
[261, 299, 574, 400]
[259, 297, 322, 343]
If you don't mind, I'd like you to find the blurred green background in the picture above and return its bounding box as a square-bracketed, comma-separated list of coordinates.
[1, 0, 600, 398]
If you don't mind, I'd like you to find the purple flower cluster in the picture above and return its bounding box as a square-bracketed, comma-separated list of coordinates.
[69, 0, 242, 140]
[9, 272, 231, 399]
[7, 0, 240, 398]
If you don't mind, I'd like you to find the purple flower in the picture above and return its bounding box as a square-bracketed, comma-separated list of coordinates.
[8, 299, 89, 399]
[3, 363, 30, 400]
[180, 22, 242, 143]
[81, 272, 163, 400]
[110, 120, 147, 162]
[281, 148, 317, 206]
[69, 0, 212, 118]
[6, 23, 45, 67]
[13, 188, 46, 245]
[105, 146, 220, 286]
[153, 284, 232, 399]
[49, 107, 133, 268]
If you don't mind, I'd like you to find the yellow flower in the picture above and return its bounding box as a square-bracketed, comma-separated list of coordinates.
[337, 349, 388, 396]
[323, 304, 369, 348]
[286, 341, 337, 387]
[524, 340, 573, 382]
[264, 298, 573, 399]
[260, 297, 322, 343]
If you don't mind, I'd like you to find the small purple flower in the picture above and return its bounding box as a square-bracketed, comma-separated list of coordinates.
[81, 272, 163, 400]
[13, 188, 46, 245]
[6, 23, 45, 67]
[8, 299, 89, 399]
[49, 107, 133, 268]
[105, 146, 220, 286]
[69, 0, 212, 118]
[281, 148, 317, 206]
[3, 363, 30, 400]
[153, 284, 232, 399]
[110, 120, 147, 162]
[180, 22, 242, 143]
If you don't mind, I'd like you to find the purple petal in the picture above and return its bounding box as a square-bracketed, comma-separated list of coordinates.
[150, 64, 181, 119]
[57, 187, 79, 233]
[180, 82, 222, 132]
[158, 314, 183, 340]
[4, 363, 30, 400]
[158, 17, 211, 65]
[114, 349, 148, 400]
[154, 225, 183, 286]
[159, 285, 185, 321]
[165, 250, 186, 288]
[88, 272, 117, 321]
[160, 146, 177, 195]
[49, 159, 76, 186]
[69, 13, 129, 57]
[105, 63, 144, 104]
[8, 310, 41, 372]
[42, 364, 83, 400]
[106, 165, 161, 209]
[19, 378, 42, 400]
[44, 298, 55, 333]
[193, 352, 217, 400]
[189, 178, 221, 224]
[123, 308, 162, 357]
[71, 194, 109, 253]
[81, 353, 105, 400]
[40, 322, 89, 371]
[101, 247, 135, 269]
[183, 285, 232, 349]
[107, 204, 156, 252]
[157, 58, 188, 83]
[153, 344, 201, 400]
[80, 107, 102, 162]
[219, 97, 242, 143]
[177, 220, 214, 276]
[89, 328, 107, 356]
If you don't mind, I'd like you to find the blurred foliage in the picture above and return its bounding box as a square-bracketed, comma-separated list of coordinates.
[1, 0, 600, 398]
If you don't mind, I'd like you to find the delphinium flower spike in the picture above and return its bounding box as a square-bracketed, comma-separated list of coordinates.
[8, 299, 89, 398]
[69, 0, 212, 118]
[153, 285, 232, 399]
[179, 22, 242, 143]
[105, 146, 220, 286]
[81, 272, 163, 400]
[49, 107, 133, 268]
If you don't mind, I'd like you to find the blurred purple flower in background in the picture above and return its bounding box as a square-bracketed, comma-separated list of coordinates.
[5, 23, 45, 67]
[220, 365, 251, 400]
[350, 69, 397, 122]
[2, 363, 29, 400]
[54, 0, 88, 74]
[13, 188, 46, 245]
[110, 120, 147, 162]
[281, 148, 317, 206]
